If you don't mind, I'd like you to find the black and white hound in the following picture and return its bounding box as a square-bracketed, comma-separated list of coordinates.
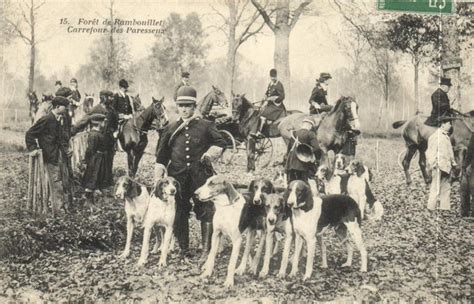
[195, 175, 252, 287]
[115, 175, 178, 267]
[281, 180, 368, 280]
[235, 178, 274, 275]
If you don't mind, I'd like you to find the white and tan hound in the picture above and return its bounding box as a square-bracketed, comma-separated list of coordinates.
[195, 175, 250, 287]
[282, 180, 367, 280]
[115, 175, 178, 267]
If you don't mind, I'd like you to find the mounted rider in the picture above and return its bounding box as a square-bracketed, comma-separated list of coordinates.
[309, 73, 333, 114]
[112, 79, 143, 131]
[252, 68, 285, 137]
[69, 78, 82, 123]
[174, 71, 190, 102]
[425, 77, 455, 127]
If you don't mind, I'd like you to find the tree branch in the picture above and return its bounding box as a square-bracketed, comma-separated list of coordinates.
[250, 0, 275, 31]
[210, 4, 229, 25]
[289, 0, 312, 30]
[4, 18, 31, 44]
[236, 0, 250, 25]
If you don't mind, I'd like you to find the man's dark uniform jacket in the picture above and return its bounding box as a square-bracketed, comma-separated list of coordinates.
[25, 112, 62, 165]
[425, 88, 451, 127]
[262, 80, 285, 121]
[156, 116, 226, 249]
[308, 84, 329, 114]
[113, 92, 135, 115]
[286, 128, 321, 182]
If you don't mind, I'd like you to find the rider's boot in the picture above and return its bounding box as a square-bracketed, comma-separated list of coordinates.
[255, 117, 266, 138]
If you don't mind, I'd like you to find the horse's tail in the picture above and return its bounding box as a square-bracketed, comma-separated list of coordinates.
[392, 120, 407, 129]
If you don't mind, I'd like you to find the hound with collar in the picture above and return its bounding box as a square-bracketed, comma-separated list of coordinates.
[236, 178, 274, 275]
[258, 193, 293, 278]
[195, 175, 253, 287]
[115, 175, 178, 267]
[282, 180, 367, 280]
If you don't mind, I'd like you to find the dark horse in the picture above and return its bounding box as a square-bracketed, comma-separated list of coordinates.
[392, 111, 474, 185]
[231, 93, 301, 172]
[196, 85, 228, 118]
[27, 91, 39, 124]
[118, 96, 169, 177]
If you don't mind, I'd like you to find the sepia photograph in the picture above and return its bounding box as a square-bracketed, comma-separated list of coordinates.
[0, 0, 472, 302]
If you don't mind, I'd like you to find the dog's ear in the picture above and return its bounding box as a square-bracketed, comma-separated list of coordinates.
[154, 179, 165, 200]
[356, 162, 366, 177]
[267, 180, 275, 193]
[248, 180, 256, 192]
[225, 181, 239, 202]
[173, 178, 181, 197]
[303, 183, 314, 209]
[368, 168, 373, 182]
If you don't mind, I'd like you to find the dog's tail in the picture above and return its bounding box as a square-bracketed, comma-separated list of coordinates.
[392, 120, 406, 129]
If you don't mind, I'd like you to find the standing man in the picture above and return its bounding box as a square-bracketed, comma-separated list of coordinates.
[155, 85, 226, 260]
[25, 97, 70, 215]
[308, 73, 333, 114]
[252, 68, 285, 137]
[69, 78, 82, 122]
[460, 133, 474, 217]
[285, 118, 322, 183]
[174, 72, 190, 101]
[426, 116, 457, 211]
[54, 81, 62, 94]
[425, 77, 454, 127]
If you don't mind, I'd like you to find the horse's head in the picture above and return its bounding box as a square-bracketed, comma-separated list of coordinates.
[331, 96, 360, 134]
[28, 91, 38, 105]
[231, 92, 248, 122]
[132, 94, 141, 105]
[211, 85, 228, 108]
[151, 96, 169, 130]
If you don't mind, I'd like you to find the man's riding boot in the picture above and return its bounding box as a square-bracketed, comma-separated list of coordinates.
[199, 222, 213, 263]
[254, 117, 266, 138]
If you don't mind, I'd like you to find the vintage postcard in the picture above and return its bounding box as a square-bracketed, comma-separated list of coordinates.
[0, 0, 472, 302]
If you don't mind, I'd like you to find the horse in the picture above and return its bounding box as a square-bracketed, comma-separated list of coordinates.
[278, 96, 360, 166]
[392, 112, 474, 185]
[27, 91, 39, 124]
[118, 96, 169, 177]
[196, 85, 228, 118]
[72, 94, 94, 124]
[230, 93, 301, 172]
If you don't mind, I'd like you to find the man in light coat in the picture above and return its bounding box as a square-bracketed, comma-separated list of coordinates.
[426, 116, 457, 210]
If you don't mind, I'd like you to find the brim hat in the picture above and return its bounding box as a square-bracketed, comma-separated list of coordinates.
[51, 96, 69, 107]
[181, 71, 190, 78]
[295, 143, 316, 163]
[89, 113, 107, 123]
[318, 72, 332, 82]
[440, 77, 452, 87]
[302, 117, 315, 127]
[70, 78, 78, 84]
[176, 85, 197, 105]
[100, 90, 114, 98]
[119, 79, 129, 89]
[55, 87, 73, 98]
[270, 68, 277, 77]
[55, 80, 62, 86]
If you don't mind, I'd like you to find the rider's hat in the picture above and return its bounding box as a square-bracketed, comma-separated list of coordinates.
[55, 87, 72, 98]
[119, 79, 129, 89]
[176, 85, 197, 105]
[318, 72, 332, 83]
[181, 71, 190, 78]
[51, 96, 69, 108]
[440, 77, 452, 87]
[100, 90, 114, 98]
[269, 68, 277, 77]
[70, 78, 78, 84]
[55, 80, 62, 86]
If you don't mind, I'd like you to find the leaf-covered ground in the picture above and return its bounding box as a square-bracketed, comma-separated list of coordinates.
[0, 131, 471, 302]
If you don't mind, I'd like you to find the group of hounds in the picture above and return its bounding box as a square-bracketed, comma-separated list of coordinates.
[114, 153, 384, 287]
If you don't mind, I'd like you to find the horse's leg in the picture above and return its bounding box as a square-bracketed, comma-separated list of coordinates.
[246, 137, 256, 173]
[418, 149, 431, 185]
[127, 150, 134, 177]
[133, 136, 148, 177]
[402, 145, 417, 185]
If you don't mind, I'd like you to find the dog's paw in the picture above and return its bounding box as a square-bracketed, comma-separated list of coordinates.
[360, 266, 367, 272]
[341, 262, 352, 268]
[288, 270, 297, 278]
[321, 263, 328, 269]
[259, 269, 268, 278]
[137, 258, 147, 266]
[303, 273, 311, 281]
[157, 260, 167, 269]
[223, 277, 234, 288]
[235, 265, 246, 276]
[118, 251, 130, 259]
[200, 269, 212, 279]
[249, 264, 259, 275]
[276, 271, 286, 278]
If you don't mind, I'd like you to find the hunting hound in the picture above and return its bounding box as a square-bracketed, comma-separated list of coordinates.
[282, 180, 368, 280]
[235, 178, 274, 275]
[115, 175, 178, 267]
[195, 175, 259, 287]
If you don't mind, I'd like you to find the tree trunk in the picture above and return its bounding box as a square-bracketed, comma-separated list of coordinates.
[274, 26, 291, 100]
[414, 60, 419, 113]
[441, 16, 461, 111]
[226, 1, 237, 98]
[108, 0, 115, 88]
[28, 0, 35, 93]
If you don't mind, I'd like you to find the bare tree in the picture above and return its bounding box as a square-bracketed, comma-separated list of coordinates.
[250, 0, 312, 96]
[211, 0, 267, 97]
[4, 0, 46, 93]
